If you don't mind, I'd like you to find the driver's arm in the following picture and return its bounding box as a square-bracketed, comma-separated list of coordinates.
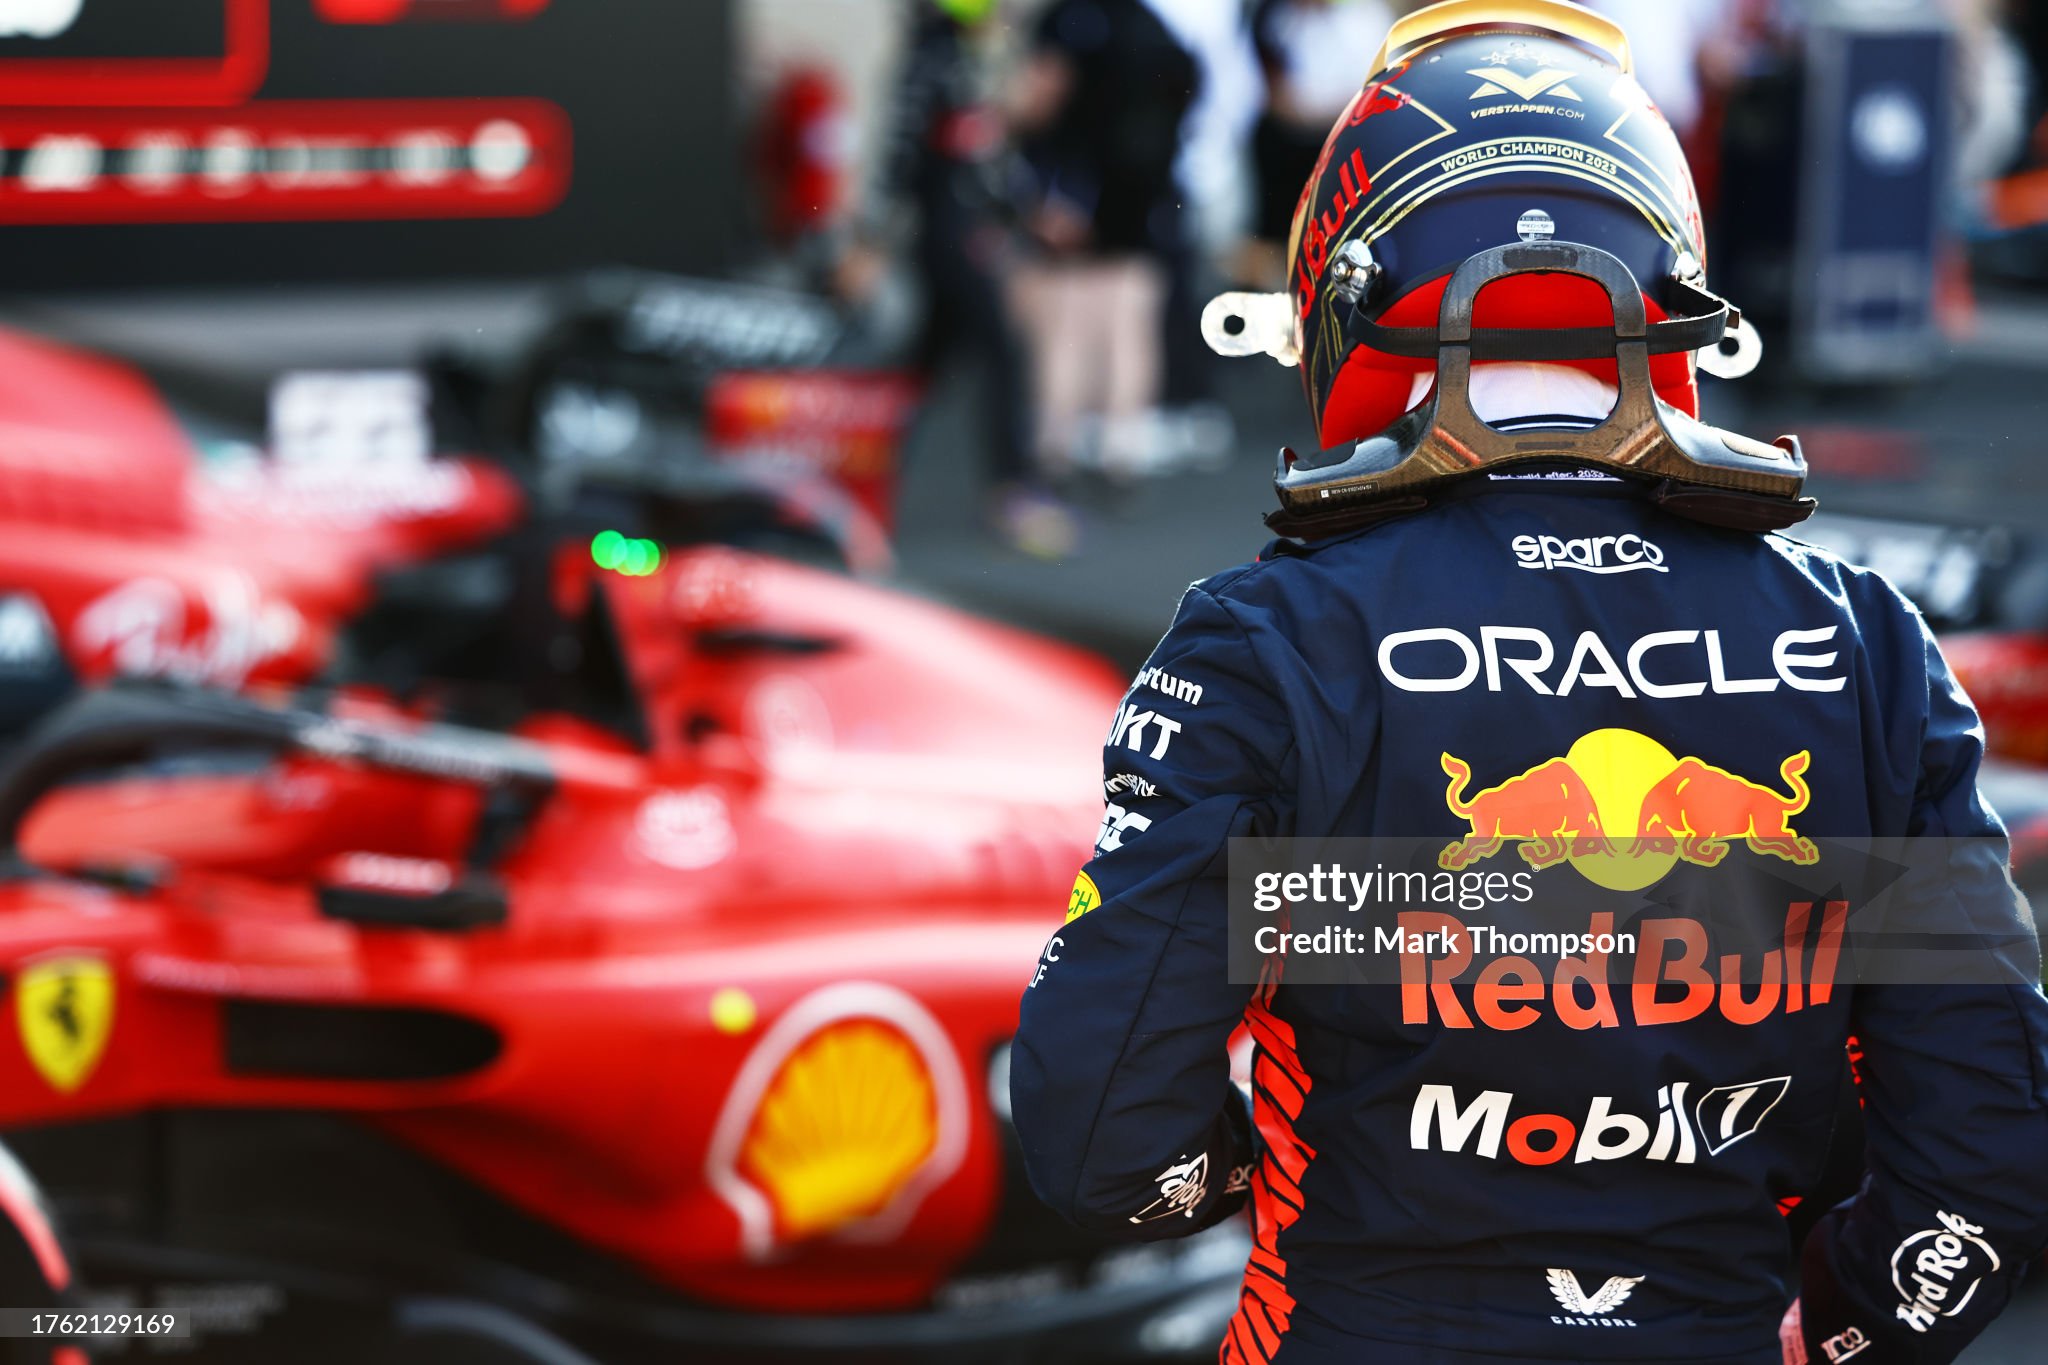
[1796, 595, 2048, 1364]
[1010, 576, 1295, 1240]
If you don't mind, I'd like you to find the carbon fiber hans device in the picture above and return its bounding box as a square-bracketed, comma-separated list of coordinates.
[1267, 241, 1816, 540]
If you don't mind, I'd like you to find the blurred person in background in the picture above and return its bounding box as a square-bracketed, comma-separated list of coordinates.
[1144, 0, 1267, 258]
[1953, 0, 2029, 186]
[1579, 1, 1749, 214]
[758, 66, 857, 257]
[1010, 0, 1199, 492]
[1139, 0, 1267, 471]
[1702, 0, 2018, 348]
[1012, 2, 2048, 1361]
[1244, 0, 1392, 289]
[1580, 0, 1723, 141]
[1696, 0, 2028, 196]
[1953, 0, 2037, 241]
[843, 0, 1070, 556]
[1981, 0, 2048, 243]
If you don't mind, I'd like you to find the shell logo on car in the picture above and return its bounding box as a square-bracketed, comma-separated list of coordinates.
[736, 1019, 938, 1241]
[706, 983, 968, 1259]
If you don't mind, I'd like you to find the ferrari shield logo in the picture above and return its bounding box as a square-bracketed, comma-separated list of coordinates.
[15, 956, 113, 1093]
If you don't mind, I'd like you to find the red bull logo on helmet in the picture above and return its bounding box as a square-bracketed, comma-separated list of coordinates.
[1440, 730, 1818, 889]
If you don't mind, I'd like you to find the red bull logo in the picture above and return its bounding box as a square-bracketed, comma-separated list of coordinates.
[1399, 903, 1849, 1031]
[1440, 754, 1611, 871]
[1440, 730, 1818, 889]
[1637, 753, 1817, 868]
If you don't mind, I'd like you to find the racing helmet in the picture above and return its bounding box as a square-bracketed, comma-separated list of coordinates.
[1204, 0, 1808, 537]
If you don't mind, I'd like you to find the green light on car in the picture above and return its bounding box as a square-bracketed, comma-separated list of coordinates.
[591, 530, 628, 570]
[592, 531, 663, 577]
[621, 539, 662, 577]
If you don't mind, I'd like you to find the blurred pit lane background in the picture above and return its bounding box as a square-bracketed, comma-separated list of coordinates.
[0, 0, 2044, 1361]
[11, 0, 2048, 667]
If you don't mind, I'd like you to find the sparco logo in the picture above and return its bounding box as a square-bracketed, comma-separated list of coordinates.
[1512, 533, 1667, 575]
[1411, 1076, 1790, 1166]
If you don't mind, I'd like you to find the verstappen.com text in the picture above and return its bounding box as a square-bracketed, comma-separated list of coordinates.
[1251, 862, 1536, 915]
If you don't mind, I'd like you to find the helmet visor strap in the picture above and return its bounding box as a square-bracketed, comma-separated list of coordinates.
[1345, 275, 1735, 363]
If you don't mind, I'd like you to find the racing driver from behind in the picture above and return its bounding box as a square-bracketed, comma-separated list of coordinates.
[1010, 2, 2048, 1362]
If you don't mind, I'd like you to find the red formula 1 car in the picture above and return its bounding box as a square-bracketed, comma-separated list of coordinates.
[0, 326, 524, 742]
[0, 326, 1247, 1362]
[0, 288, 910, 750]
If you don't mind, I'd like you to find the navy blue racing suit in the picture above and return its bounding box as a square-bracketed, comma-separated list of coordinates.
[1011, 474, 2048, 1364]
